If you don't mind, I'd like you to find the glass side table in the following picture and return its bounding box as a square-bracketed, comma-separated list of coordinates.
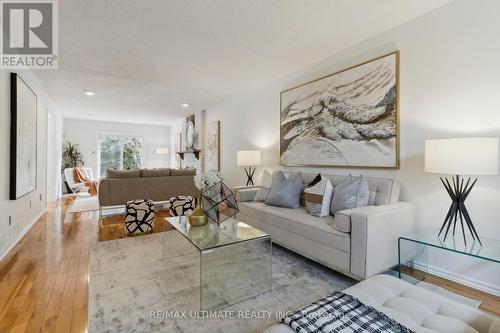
[165, 216, 272, 311]
[398, 228, 500, 283]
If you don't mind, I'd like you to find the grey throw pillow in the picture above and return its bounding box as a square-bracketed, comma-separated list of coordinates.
[331, 175, 369, 214]
[107, 169, 140, 178]
[265, 171, 304, 209]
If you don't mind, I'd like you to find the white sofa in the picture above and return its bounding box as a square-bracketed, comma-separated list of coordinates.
[265, 274, 500, 333]
[235, 173, 416, 280]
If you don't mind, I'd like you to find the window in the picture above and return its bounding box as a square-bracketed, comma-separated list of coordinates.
[98, 135, 143, 177]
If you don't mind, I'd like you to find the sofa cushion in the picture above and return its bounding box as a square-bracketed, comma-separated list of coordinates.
[140, 168, 171, 177]
[238, 201, 350, 253]
[170, 168, 196, 176]
[107, 169, 141, 178]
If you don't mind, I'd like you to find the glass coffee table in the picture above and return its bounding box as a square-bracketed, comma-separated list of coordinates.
[165, 216, 272, 311]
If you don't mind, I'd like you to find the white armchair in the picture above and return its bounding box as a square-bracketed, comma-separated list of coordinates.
[64, 167, 94, 193]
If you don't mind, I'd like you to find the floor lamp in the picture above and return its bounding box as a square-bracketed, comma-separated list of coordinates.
[237, 150, 261, 186]
[424, 138, 498, 245]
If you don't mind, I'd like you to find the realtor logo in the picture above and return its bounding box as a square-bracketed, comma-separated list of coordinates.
[1, 0, 58, 69]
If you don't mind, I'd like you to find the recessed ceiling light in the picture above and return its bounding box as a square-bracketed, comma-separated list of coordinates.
[181, 103, 190, 108]
[84, 90, 95, 96]
[155, 120, 161, 123]
[88, 113, 95, 117]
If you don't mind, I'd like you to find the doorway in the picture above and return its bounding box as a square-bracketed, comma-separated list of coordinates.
[46, 111, 57, 203]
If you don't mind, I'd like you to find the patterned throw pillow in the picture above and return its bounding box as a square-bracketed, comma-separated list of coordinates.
[300, 173, 322, 206]
[304, 176, 334, 217]
[331, 175, 369, 215]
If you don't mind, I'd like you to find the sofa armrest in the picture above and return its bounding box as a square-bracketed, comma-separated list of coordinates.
[233, 186, 260, 202]
[348, 202, 416, 280]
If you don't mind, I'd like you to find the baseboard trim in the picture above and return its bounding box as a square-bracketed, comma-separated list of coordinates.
[0, 208, 47, 263]
[412, 261, 500, 296]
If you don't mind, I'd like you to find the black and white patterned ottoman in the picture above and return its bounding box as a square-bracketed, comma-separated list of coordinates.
[125, 199, 155, 234]
[169, 196, 195, 216]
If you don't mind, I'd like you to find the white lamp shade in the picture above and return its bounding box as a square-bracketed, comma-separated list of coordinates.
[156, 147, 168, 155]
[237, 150, 261, 166]
[425, 138, 498, 175]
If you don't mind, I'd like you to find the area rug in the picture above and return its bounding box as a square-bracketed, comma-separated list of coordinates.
[70, 196, 99, 213]
[88, 231, 355, 333]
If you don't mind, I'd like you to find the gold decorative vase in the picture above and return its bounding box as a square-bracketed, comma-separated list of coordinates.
[188, 197, 208, 227]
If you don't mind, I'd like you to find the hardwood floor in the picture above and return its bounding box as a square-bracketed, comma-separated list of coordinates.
[424, 274, 500, 316]
[0, 196, 498, 332]
[399, 266, 499, 316]
[0, 196, 171, 333]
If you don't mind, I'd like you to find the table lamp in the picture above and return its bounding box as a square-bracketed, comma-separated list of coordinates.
[237, 150, 261, 186]
[425, 138, 498, 245]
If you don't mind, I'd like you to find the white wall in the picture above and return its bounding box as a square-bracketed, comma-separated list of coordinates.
[207, 0, 500, 293]
[170, 118, 184, 169]
[63, 119, 171, 177]
[47, 114, 56, 202]
[0, 69, 62, 260]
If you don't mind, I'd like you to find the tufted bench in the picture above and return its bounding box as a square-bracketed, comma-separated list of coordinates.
[265, 274, 499, 333]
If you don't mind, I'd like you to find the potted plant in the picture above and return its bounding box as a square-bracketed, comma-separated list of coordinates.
[62, 142, 85, 169]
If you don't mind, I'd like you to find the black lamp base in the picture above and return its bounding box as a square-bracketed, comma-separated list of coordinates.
[244, 166, 256, 186]
[438, 175, 481, 246]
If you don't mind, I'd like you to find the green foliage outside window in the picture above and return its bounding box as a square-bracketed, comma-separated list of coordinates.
[99, 135, 143, 176]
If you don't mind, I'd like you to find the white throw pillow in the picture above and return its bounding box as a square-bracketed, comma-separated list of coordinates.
[254, 170, 273, 202]
[304, 176, 334, 217]
[261, 170, 273, 188]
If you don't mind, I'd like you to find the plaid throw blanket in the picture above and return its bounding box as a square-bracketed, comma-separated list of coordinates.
[283, 291, 415, 333]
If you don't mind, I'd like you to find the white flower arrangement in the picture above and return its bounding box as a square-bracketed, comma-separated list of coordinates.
[194, 171, 225, 191]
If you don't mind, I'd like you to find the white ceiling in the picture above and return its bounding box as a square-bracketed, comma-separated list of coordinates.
[34, 0, 453, 125]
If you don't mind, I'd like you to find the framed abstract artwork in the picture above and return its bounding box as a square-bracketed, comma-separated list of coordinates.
[280, 51, 399, 168]
[10, 73, 38, 200]
[205, 121, 220, 172]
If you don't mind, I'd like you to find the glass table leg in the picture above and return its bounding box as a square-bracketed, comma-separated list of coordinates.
[200, 237, 272, 311]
